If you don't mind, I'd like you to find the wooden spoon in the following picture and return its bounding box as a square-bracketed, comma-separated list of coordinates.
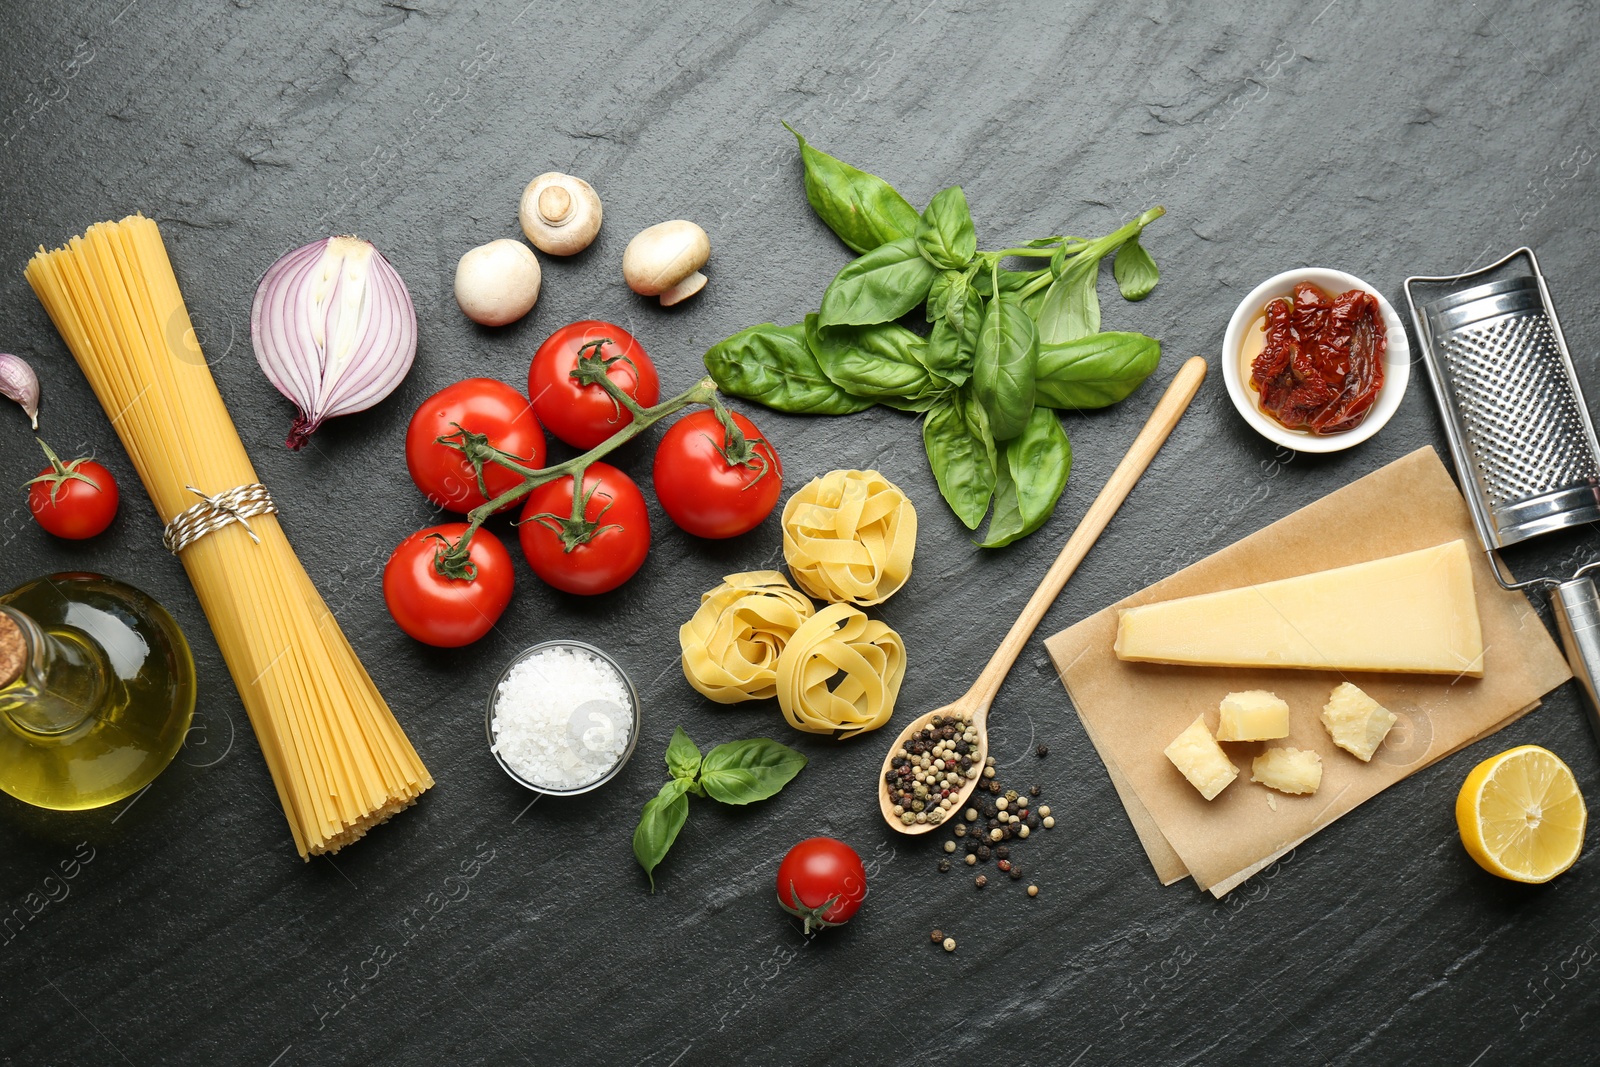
[879, 356, 1208, 834]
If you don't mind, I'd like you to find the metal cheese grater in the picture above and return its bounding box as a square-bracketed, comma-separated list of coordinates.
[1405, 247, 1600, 748]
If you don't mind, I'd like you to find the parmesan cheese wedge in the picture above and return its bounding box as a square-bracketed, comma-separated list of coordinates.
[1114, 540, 1484, 676]
[1321, 682, 1397, 761]
[1164, 715, 1239, 801]
[1216, 690, 1290, 741]
[1251, 747, 1323, 795]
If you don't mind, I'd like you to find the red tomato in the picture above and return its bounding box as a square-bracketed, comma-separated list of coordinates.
[776, 837, 867, 934]
[383, 523, 514, 647]
[518, 461, 649, 595]
[529, 320, 660, 449]
[653, 409, 782, 539]
[407, 379, 546, 514]
[27, 444, 119, 540]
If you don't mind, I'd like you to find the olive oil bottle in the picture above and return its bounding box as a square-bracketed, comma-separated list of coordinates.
[0, 573, 196, 810]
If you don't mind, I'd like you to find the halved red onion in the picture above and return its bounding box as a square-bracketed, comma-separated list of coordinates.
[250, 236, 417, 450]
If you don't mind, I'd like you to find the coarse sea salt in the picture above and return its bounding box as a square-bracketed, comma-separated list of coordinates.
[491, 645, 634, 791]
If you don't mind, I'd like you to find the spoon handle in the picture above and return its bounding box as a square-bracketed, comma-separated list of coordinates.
[969, 356, 1209, 710]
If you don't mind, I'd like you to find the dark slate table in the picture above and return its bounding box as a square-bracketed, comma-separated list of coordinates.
[2, 2, 1597, 1064]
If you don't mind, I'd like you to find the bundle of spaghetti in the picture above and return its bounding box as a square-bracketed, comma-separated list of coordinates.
[26, 215, 432, 859]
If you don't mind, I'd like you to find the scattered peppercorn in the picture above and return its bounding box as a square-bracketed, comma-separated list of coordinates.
[977, 845, 991, 861]
[938, 858, 951, 872]
[1036, 744, 1049, 757]
[1027, 885, 1039, 897]
[975, 876, 987, 889]
[989, 828, 1003, 842]
[1043, 816, 1055, 829]
[997, 859, 1012, 872]
[1029, 785, 1041, 797]
[1018, 825, 1030, 839]
[965, 854, 977, 866]
[943, 840, 956, 854]
[931, 929, 945, 943]
[995, 846, 1010, 860]
[943, 937, 956, 952]
[1004, 789, 1019, 803]
[953, 823, 967, 838]
[1008, 866, 1023, 880]
[964, 808, 978, 822]
[1038, 805, 1051, 817]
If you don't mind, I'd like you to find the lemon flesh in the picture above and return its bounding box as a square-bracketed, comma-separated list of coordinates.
[1456, 745, 1587, 884]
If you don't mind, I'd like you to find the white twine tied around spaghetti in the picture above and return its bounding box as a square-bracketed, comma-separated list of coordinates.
[162, 484, 278, 554]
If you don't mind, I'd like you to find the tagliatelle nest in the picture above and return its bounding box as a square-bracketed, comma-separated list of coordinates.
[781, 469, 916, 606]
[680, 571, 816, 703]
[775, 603, 907, 739]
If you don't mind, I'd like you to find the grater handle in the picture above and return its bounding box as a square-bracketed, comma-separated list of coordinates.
[1548, 577, 1600, 752]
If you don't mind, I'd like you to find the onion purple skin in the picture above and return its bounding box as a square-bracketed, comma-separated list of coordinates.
[250, 236, 417, 451]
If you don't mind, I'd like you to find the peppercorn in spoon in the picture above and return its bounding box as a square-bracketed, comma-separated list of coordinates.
[879, 357, 1208, 834]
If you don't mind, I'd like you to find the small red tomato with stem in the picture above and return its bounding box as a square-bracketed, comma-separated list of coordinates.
[383, 523, 515, 647]
[518, 461, 649, 595]
[776, 837, 867, 934]
[406, 378, 546, 514]
[529, 320, 660, 449]
[26, 438, 119, 540]
[653, 407, 782, 539]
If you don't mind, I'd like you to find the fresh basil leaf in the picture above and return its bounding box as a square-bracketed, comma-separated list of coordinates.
[1036, 208, 1164, 344]
[972, 296, 1038, 441]
[633, 777, 693, 892]
[785, 123, 919, 255]
[923, 322, 972, 386]
[915, 186, 977, 270]
[1113, 237, 1159, 301]
[664, 726, 702, 782]
[977, 407, 1072, 548]
[1035, 257, 1101, 344]
[699, 738, 808, 805]
[1035, 332, 1161, 409]
[805, 314, 933, 402]
[818, 237, 939, 328]
[926, 270, 962, 323]
[923, 389, 997, 529]
[705, 323, 875, 416]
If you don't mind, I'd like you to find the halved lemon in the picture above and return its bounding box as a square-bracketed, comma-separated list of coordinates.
[1456, 744, 1587, 883]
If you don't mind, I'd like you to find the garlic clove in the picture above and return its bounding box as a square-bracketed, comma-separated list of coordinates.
[520, 173, 602, 256]
[622, 220, 710, 305]
[0, 352, 41, 429]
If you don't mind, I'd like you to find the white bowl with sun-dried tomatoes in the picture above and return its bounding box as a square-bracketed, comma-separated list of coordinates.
[1222, 267, 1410, 453]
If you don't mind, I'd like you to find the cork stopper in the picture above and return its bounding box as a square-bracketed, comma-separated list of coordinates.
[0, 612, 25, 689]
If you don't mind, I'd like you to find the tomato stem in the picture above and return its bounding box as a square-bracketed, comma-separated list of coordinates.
[434, 377, 720, 574]
[24, 437, 102, 505]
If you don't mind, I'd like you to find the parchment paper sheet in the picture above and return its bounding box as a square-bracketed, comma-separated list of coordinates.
[1044, 447, 1572, 894]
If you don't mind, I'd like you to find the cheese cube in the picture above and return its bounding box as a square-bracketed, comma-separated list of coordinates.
[1164, 715, 1239, 801]
[1320, 682, 1397, 761]
[1251, 747, 1323, 795]
[1215, 690, 1291, 741]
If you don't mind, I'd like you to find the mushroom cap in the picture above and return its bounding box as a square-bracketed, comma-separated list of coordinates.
[454, 239, 542, 327]
[622, 220, 710, 297]
[520, 173, 602, 256]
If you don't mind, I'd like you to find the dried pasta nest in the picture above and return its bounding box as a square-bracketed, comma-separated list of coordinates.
[680, 571, 815, 703]
[775, 603, 907, 739]
[782, 469, 916, 606]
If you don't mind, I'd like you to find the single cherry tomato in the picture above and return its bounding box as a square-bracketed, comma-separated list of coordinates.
[383, 523, 514, 647]
[26, 440, 119, 540]
[406, 378, 546, 514]
[518, 461, 649, 595]
[652, 409, 782, 539]
[529, 320, 660, 449]
[775, 837, 867, 934]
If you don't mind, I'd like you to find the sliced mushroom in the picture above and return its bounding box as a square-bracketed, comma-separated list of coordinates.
[622, 220, 710, 306]
[520, 173, 603, 255]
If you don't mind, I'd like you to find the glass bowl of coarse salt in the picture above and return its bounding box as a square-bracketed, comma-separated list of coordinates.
[486, 640, 641, 795]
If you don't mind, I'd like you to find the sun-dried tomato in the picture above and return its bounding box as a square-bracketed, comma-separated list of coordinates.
[1250, 282, 1386, 435]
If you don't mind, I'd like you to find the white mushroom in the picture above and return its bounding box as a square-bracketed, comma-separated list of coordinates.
[454, 239, 542, 326]
[519, 173, 603, 256]
[622, 220, 710, 306]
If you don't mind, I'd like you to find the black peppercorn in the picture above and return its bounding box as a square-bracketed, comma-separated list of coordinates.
[1025, 813, 1041, 829]
[1036, 744, 1049, 757]
[1008, 867, 1023, 880]
[987, 781, 1002, 794]
[995, 846, 1010, 860]
[976, 845, 992, 861]
[931, 928, 945, 942]
[1029, 785, 1041, 797]
[938, 859, 951, 872]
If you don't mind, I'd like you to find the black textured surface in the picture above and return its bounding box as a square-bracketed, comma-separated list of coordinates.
[2, 3, 1598, 1064]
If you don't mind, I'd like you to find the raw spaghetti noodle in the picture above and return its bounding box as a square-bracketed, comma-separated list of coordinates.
[26, 215, 432, 858]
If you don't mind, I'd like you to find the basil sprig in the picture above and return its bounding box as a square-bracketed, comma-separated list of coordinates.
[633, 727, 807, 891]
[703, 125, 1167, 547]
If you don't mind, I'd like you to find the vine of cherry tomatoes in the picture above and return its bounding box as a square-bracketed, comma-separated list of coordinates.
[384, 320, 782, 646]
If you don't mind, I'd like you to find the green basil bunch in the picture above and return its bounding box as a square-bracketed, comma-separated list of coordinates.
[703, 125, 1165, 547]
[633, 727, 807, 891]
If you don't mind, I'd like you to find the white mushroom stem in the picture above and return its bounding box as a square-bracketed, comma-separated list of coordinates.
[659, 272, 707, 307]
